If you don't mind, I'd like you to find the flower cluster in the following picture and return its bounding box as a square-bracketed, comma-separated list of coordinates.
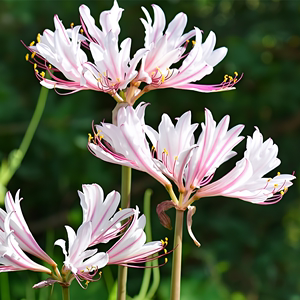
[24, 1, 241, 104]
[0, 185, 168, 288]
[88, 104, 295, 246]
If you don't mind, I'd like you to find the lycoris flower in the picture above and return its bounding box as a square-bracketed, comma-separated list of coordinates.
[88, 103, 171, 187]
[53, 183, 168, 287]
[107, 207, 167, 267]
[88, 104, 295, 246]
[78, 183, 134, 246]
[54, 222, 109, 287]
[0, 212, 52, 274]
[24, 1, 240, 104]
[0, 190, 56, 267]
[135, 5, 241, 95]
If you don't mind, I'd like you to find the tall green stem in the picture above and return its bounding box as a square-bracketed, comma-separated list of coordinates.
[61, 286, 70, 300]
[0, 84, 49, 202]
[170, 210, 184, 300]
[117, 166, 132, 300]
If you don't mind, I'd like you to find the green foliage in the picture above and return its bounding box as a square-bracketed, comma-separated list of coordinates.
[0, 0, 299, 299]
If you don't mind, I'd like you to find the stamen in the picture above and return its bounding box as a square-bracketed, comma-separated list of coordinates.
[192, 40, 196, 46]
[34, 63, 37, 69]
[88, 133, 93, 142]
[223, 74, 229, 82]
[277, 172, 281, 176]
[36, 33, 41, 43]
[40, 71, 45, 78]
[48, 64, 52, 69]
[70, 22, 74, 28]
[25, 54, 29, 61]
[156, 67, 165, 83]
[80, 28, 84, 34]
[31, 52, 36, 59]
[30, 41, 35, 46]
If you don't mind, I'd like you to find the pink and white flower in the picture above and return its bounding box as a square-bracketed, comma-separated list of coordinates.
[0, 212, 52, 274]
[107, 207, 166, 267]
[54, 222, 109, 285]
[24, 1, 240, 103]
[0, 190, 56, 267]
[88, 103, 171, 187]
[135, 5, 240, 93]
[194, 127, 295, 204]
[78, 183, 134, 246]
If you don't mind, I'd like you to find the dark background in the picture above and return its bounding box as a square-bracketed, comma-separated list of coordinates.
[0, 0, 299, 299]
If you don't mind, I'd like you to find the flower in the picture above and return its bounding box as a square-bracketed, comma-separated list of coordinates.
[107, 207, 167, 267]
[136, 5, 240, 93]
[88, 103, 171, 187]
[88, 104, 295, 245]
[24, 1, 147, 101]
[78, 183, 134, 246]
[0, 212, 52, 274]
[194, 127, 295, 204]
[24, 1, 240, 104]
[0, 190, 56, 267]
[54, 222, 109, 286]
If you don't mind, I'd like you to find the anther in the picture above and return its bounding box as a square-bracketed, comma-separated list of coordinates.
[186, 40, 190, 43]
[119, 208, 122, 211]
[48, 64, 52, 69]
[80, 28, 84, 34]
[165, 258, 168, 263]
[156, 67, 165, 83]
[85, 281, 90, 286]
[40, 71, 45, 78]
[30, 41, 35, 46]
[174, 156, 178, 161]
[161, 239, 165, 246]
[25, 54, 29, 61]
[277, 172, 281, 176]
[151, 145, 156, 151]
[88, 133, 93, 142]
[234, 71, 238, 77]
[192, 40, 196, 46]
[164, 249, 167, 254]
[70, 22, 74, 28]
[267, 178, 272, 182]
[228, 76, 233, 81]
[34, 63, 37, 69]
[36, 33, 41, 43]
[280, 191, 284, 195]
[223, 74, 229, 82]
[274, 184, 278, 188]
[31, 52, 36, 59]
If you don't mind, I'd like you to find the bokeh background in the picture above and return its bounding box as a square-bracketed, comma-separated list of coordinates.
[0, 0, 299, 299]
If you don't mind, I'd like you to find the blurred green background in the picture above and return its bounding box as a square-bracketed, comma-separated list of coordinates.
[0, 0, 299, 299]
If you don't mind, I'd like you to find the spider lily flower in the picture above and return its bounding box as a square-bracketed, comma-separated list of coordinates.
[78, 183, 134, 246]
[107, 207, 167, 267]
[24, 2, 147, 101]
[0, 212, 52, 274]
[0, 190, 56, 267]
[26, 15, 89, 93]
[88, 103, 171, 187]
[135, 5, 241, 94]
[79, 1, 123, 47]
[193, 127, 295, 204]
[54, 222, 109, 286]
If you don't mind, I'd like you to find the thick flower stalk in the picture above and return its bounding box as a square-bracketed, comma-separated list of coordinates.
[88, 104, 295, 245]
[24, 1, 240, 105]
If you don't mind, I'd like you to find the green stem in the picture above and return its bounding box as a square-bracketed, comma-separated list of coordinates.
[0, 273, 10, 300]
[137, 190, 153, 299]
[103, 266, 114, 294]
[170, 210, 184, 300]
[61, 286, 70, 300]
[0, 84, 49, 190]
[117, 166, 132, 300]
